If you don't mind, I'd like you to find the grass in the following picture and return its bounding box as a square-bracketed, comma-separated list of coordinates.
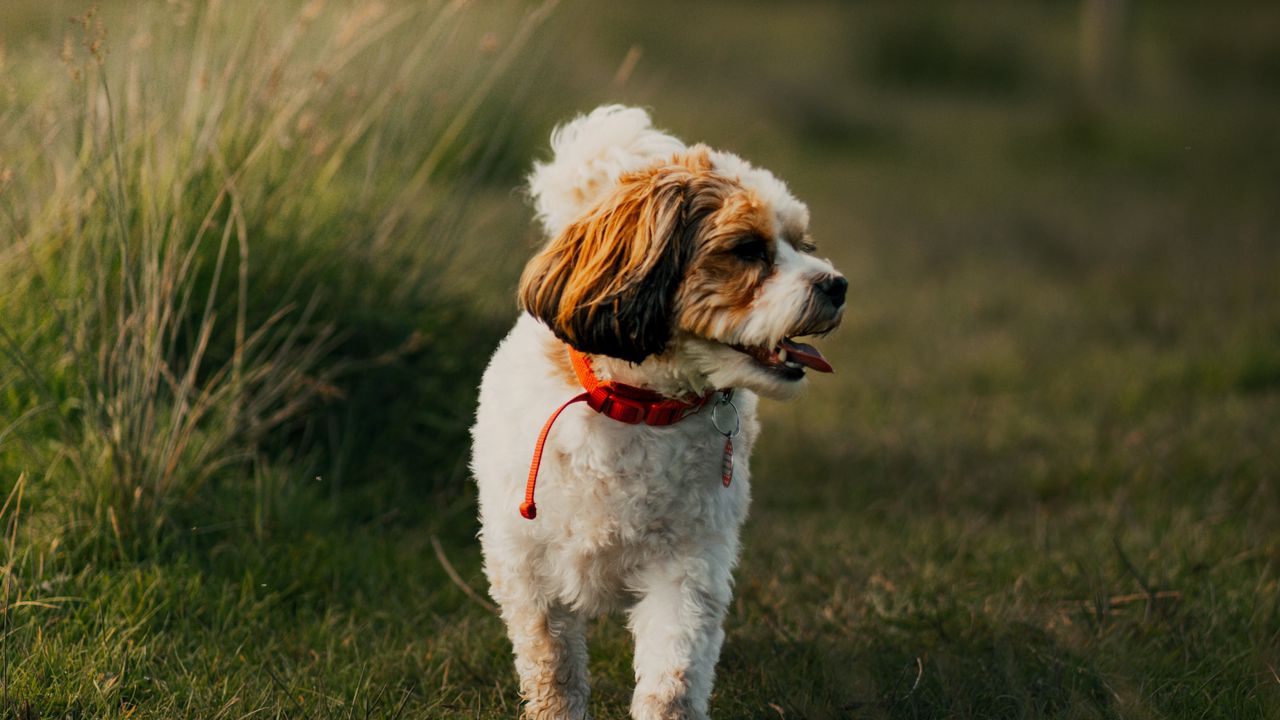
[2, 1, 1279, 718]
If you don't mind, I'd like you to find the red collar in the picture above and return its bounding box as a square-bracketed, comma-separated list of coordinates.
[520, 346, 720, 519]
[567, 347, 717, 426]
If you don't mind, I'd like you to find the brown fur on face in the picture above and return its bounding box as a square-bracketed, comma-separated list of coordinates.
[674, 187, 776, 341]
[519, 146, 785, 362]
[520, 148, 710, 362]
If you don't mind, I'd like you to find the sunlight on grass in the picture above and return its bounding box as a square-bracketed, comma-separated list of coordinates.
[1, 1, 552, 716]
[1, 0, 553, 550]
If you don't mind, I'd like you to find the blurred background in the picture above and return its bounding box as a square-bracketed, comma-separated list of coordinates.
[1, 1, 1277, 718]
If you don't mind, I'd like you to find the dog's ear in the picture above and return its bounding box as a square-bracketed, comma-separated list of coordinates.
[518, 160, 707, 363]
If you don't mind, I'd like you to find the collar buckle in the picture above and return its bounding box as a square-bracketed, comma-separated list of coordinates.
[591, 390, 706, 426]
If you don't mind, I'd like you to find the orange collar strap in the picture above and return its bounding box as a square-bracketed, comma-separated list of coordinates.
[520, 346, 720, 519]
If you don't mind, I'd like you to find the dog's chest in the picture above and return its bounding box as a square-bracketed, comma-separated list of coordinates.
[543, 414, 750, 598]
[581, 414, 735, 507]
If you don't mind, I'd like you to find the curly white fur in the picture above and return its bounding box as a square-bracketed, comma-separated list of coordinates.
[473, 316, 757, 719]
[473, 106, 842, 719]
[527, 105, 686, 237]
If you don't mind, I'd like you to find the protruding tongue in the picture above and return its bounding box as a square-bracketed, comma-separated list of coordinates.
[780, 338, 833, 373]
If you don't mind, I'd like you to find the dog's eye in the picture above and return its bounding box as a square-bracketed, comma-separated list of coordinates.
[799, 240, 818, 254]
[732, 235, 769, 263]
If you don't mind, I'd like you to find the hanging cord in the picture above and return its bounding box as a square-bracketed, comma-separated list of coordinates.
[520, 391, 589, 519]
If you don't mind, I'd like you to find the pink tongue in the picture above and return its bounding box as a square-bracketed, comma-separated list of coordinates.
[780, 338, 833, 373]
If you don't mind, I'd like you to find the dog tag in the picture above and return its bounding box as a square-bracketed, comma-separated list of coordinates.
[721, 437, 733, 487]
[711, 391, 739, 489]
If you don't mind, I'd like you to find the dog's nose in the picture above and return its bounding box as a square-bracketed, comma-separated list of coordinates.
[816, 274, 847, 307]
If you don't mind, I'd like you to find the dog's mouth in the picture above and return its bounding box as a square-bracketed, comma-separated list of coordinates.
[730, 337, 833, 381]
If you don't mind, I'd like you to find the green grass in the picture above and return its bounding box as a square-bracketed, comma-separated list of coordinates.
[3, 1, 1279, 718]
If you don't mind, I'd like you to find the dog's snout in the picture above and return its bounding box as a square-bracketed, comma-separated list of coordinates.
[816, 274, 848, 307]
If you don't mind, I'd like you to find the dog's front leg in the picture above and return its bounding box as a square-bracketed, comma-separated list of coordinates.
[627, 561, 732, 720]
[495, 591, 592, 720]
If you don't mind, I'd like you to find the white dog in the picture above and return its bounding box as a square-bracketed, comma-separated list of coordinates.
[471, 105, 846, 720]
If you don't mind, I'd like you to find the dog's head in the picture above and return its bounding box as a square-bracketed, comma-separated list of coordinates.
[519, 145, 845, 399]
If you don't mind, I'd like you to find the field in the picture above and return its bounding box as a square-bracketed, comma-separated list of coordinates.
[2, 1, 1279, 718]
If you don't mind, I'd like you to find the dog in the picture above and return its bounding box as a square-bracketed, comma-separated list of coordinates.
[471, 105, 846, 720]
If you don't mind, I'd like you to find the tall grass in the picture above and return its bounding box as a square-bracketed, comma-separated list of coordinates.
[0, 4, 552, 708]
[0, 0, 553, 555]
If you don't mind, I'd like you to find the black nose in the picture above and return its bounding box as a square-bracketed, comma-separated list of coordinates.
[816, 275, 847, 306]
